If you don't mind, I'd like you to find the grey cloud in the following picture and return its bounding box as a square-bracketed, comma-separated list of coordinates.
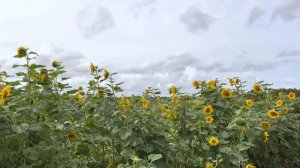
[130, 0, 156, 18]
[219, 54, 276, 72]
[272, 0, 300, 22]
[247, 7, 264, 26]
[276, 50, 300, 58]
[76, 6, 115, 38]
[179, 7, 214, 32]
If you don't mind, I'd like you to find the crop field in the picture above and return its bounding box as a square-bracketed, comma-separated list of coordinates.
[0, 47, 300, 168]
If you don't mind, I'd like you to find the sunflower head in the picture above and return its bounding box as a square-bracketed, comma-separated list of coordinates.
[252, 83, 262, 94]
[267, 109, 280, 119]
[287, 92, 296, 100]
[193, 80, 199, 89]
[195, 99, 201, 106]
[206, 116, 214, 124]
[263, 131, 269, 143]
[68, 131, 77, 142]
[207, 80, 216, 89]
[16, 46, 27, 58]
[228, 77, 239, 86]
[104, 69, 109, 80]
[205, 162, 214, 168]
[208, 136, 219, 146]
[278, 92, 283, 98]
[90, 63, 95, 74]
[1, 85, 11, 99]
[246, 99, 253, 107]
[276, 99, 283, 107]
[221, 89, 233, 98]
[141, 97, 149, 109]
[203, 105, 214, 115]
[245, 163, 256, 168]
[260, 121, 271, 130]
[51, 60, 60, 68]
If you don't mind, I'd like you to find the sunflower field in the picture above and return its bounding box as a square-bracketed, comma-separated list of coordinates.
[0, 47, 300, 168]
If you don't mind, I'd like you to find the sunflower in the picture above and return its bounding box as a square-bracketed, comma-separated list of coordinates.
[263, 131, 269, 143]
[141, 97, 149, 109]
[208, 136, 219, 146]
[245, 163, 256, 168]
[1, 85, 11, 99]
[104, 69, 109, 80]
[203, 105, 214, 115]
[267, 109, 280, 119]
[276, 99, 283, 107]
[90, 63, 95, 74]
[206, 116, 214, 124]
[287, 92, 296, 100]
[195, 99, 201, 106]
[16, 46, 27, 57]
[68, 131, 77, 142]
[193, 80, 199, 89]
[165, 110, 172, 118]
[246, 99, 253, 107]
[252, 83, 262, 94]
[221, 89, 233, 98]
[169, 85, 177, 95]
[207, 80, 216, 89]
[205, 162, 214, 168]
[260, 121, 271, 130]
[51, 60, 60, 68]
[76, 93, 84, 102]
[278, 92, 283, 98]
[228, 77, 239, 86]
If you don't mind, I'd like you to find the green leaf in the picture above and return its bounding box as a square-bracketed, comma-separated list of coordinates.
[148, 154, 162, 162]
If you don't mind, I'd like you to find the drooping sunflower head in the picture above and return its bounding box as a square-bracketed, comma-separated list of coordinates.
[267, 109, 280, 119]
[287, 92, 296, 100]
[90, 63, 95, 74]
[51, 60, 60, 68]
[16, 46, 27, 57]
[104, 69, 109, 80]
[208, 136, 219, 146]
[245, 163, 256, 168]
[252, 83, 262, 94]
[246, 99, 253, 107]
[221, 89, 233, 98]
[205, 162, 214, 168]
[260, 121, 271, 130]
[276, 99, 283, 107]
[68, 131, 77, 142]
[207, 80, 216, 89]
[203, 105, 214, 115]
[192, 80, 199, 89]
[206, 116, 214, 124]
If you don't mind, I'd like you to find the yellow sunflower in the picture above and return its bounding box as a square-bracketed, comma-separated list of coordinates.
[267, 109, 280, 119]
[169, 85, 177, 95]
[208, 136, 219, 146]
[1, 85, 11, 99]
[141, 97, 149, 109]
[221, 89, 233, 98]
[205, 162, 214, 168]
[228, 77, 239, 86]
[278, 92, 283, 98]
[263, 131, 269, 143]
[206, 116, 214, 124]
[203, 105, 214, 115]
[246, 99, 253, 107]
[276, 99, 283, 107]
[252, 83, 262, 94]
[16, 46, 27, 57]
[90, 63, 95, 74]
[193, 80, 199, 89]
[195, 99, 201, 106]
[245, 163, 256, 168]
[287, 92, 296, 100]
[260, 121, 271, 130]
[207, 80, 216, 89]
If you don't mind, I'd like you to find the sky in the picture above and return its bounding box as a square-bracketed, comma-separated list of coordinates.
[0, 0, 300, 95]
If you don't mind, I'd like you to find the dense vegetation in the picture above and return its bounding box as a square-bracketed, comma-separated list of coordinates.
[0, 47, 299, 168]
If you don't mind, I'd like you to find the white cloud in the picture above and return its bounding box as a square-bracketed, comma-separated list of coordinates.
[76, 6, 115, 38]
[179, 6, 215, 32]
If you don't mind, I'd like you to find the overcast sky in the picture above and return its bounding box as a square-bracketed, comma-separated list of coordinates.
[0, 0, 300, 95]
